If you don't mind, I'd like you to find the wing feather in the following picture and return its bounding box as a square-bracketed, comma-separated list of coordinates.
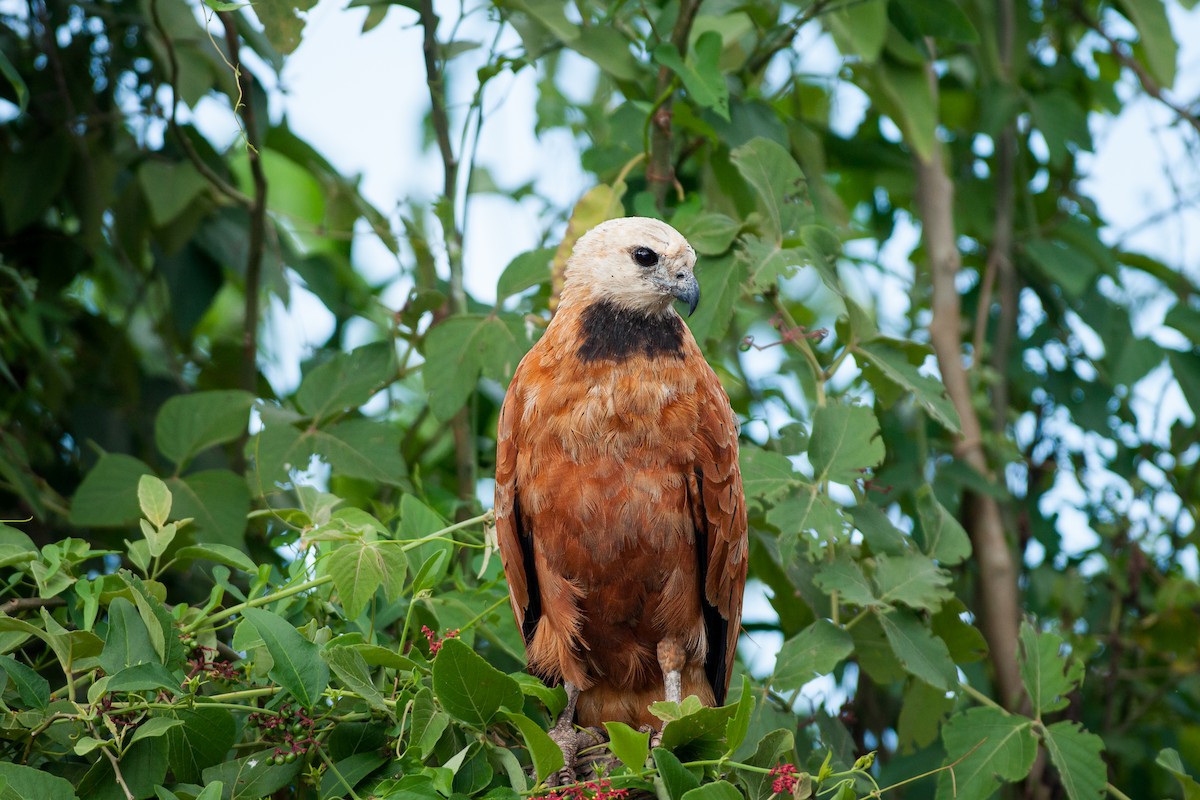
[495, 365, 540, 645]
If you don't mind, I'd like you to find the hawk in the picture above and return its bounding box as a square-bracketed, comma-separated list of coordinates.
[494, 217, 747, 777]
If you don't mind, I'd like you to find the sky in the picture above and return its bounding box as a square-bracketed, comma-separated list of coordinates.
[191, 0, 1200, 694]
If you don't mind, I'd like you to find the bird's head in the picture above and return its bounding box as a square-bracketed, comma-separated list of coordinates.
[563, 217, 700, 317]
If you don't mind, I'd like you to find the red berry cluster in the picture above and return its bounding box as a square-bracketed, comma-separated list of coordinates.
[421, 625, 460, 656]
[185, 644, 240, 682]
[544, 779, 630, 800]
[769, 763, 799, 795]
[247, 704, 317, 766]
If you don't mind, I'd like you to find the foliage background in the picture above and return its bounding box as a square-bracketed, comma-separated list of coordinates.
[2, 0, 1200, 798]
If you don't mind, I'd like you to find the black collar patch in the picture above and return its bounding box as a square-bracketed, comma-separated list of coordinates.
[577, 300, 686, 362]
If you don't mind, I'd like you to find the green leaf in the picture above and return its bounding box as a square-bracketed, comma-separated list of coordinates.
[653, 32, 729, 120]
[897, 679, 954, 752]
[138, 160, 209, 227]
[724, 675, 754, 755]
[156, 390, 255, 467]
[497, 248, 554, 300]
[738, 237, 807, 291]
[856, 340, 961, 433]
[0, 49, 29, 113]
[660, 702, 737, 757]
[0, 655, 50, 710]
[772, 620, 853, 693]
[686, 253, 746, 344]
[174, 543, 257, 572]
[316, 419, 408, 485]
[738, 447, 800, 507]
[676, 212, 741, 256]
[814, 559, 876, 607]
[167, 470, 250, 548]
[431, 637, 523, 726]
[410, 688, 450, 759]
[1156, 748, 1200, 800]
[0, 763, 78, 800]
[296, 342, 395, 422]
[890, 0, 978, 43]
[327, 540, 408, 619]
[826, 0, 886, 60]
[732, 728, 794, 800]
[681, 781, 742, 800]
[1024, 239, 1099, 298]
[202, 750, 302, 799]
[137, 475, 172, 528]
[69, 454, 153, 527]
[253, 0, 317, 54]
[100, 597, 161, 674]
[1017, 622, 1084, 717]
[936, 708, 1037, 800]
[850, 505, 909, 556]
[730, 138, 806, 239]
[510, 672, 567, 717]
[654, 747, 701, 800]
[121, 570, 187, 668]
[324, 646, 389, 713]
[319, 752, 388, 799]
[507, 712, 565, 782]
[130, 717, 184, 744]
[914, 485, 972, 565]
[862, 62, 937, 160]
[877, 609, 957, 691]
[808, 403, 884, 484]
[106, 662, 181, 695]
[78, 737, 168, 800]
[241, 607, 330, 708]
[1117, 0, 1177, 86]
[766, 484, 844, 561]
[1042, 721, 1107, 800]
[874, 553, 953, 611]
[423, 315, 526, 421]
[604, 720, 650, 771]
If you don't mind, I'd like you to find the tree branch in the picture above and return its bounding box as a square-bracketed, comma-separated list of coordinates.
[912, 59, 1024, 712]
[219, 13, 268, 396]
[647, 0, 702, 209]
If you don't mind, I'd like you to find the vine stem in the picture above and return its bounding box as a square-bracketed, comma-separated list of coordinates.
[185, 575, 332, 634]
[1106, 783, 1134, 800]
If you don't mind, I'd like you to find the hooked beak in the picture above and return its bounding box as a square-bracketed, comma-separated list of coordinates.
[672, 274, 700, 317]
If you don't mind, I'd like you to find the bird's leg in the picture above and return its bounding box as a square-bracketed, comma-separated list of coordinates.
[651, 640, 686, 749]
[547, 681, 580, 787]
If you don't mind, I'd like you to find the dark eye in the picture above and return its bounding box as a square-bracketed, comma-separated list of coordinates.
[632, 247, 659, 267]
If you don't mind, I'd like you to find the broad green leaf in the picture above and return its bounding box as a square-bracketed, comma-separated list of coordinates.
[155, 390, 255, 467]
[730, 138, 806, 239]
[897, 679, 954, 752]
[889, 0, 978, 43]
[296, 342, 395, 422]
[814, 559, 876, 607]
[660, 702, 737, 758]
[253, 0, 317, 54]
[100, 597, 160, 674]
[1042, 721, 1107, 800]
[808, 403, 884, 484]
[932, 599, 989, 664]
[137, 475, 172, 528]
[201, 750, 302, 800]
[861, 62, 936, 160]
[850, 505, 909, 556]
[431, 637, 522, 726]
[106, 662, 181, 695]
[604, 720, 650, 771]
[686, 252, 746, 344]
[676, 212, 741, 256]
[856, 340, 961, 433]
[319, 752, 388, 799]
[423, 314, 526, 421]
[1118, 0, 1177, 86]
[738, 237, 807, 291]
[935, 707, 1037, 800]
[316, 420, 408, 485]
[681, 781, 742, 800]
[1017, 622, 1084, 716]
[167, 470, 250, 548]
[826, 0, 887, 61]
[724, 676, 754, 755]
[567, 26, 642, 81]
[327, 539, 408, 619]
[1156, 748, 1200, 800]
[767, 484, 844, 561]
[915, 485, 972, 565]
[0, 655, 49, 710]
[497, 247, 554, 300]
[69, 453, 153, 527]
[121, 570, 187, 668]
[732, 728, 795, 800]
[653, 31, 729, 120]
[874, 553, 953, 611]
[0, 763, 78, 800]
[410, 687, 450, 759]
[654, 747, 701, 800]
[174, 543, 257, 572]
[739, 447, 800, 507]
[78, 736, 168, 800]
[772, 620, 853, 693]
[877, 609, 957, 690]
[130, 717, 184, 744]
[324, 646, 389, 713]
[510, 672, 567, 717]
[241, 607, 330, 708]
[1025, 239, 1099, 298]
[0, 49, 28, 113]
[138, 160, 209, 227]
[507, 712, 565, 781]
